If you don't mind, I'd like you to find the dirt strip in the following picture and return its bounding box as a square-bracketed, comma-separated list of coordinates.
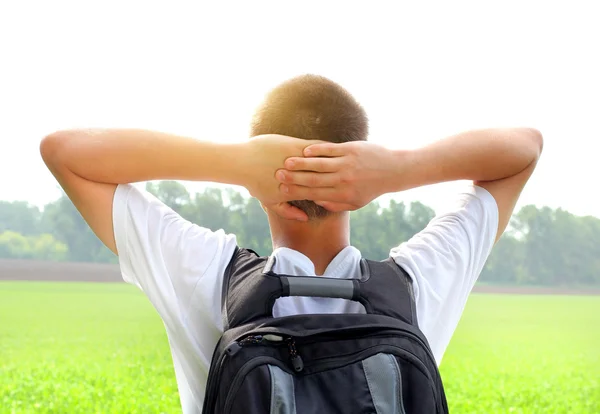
[1, 259, 599, 295]
[0, 259, 122, 283]
[472, 285, 600, 296]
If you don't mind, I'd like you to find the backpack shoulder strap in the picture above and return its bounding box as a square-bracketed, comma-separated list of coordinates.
[359, 258, 418, 326]
[221, 246, 276, 330]
[221, 248, 418, 329]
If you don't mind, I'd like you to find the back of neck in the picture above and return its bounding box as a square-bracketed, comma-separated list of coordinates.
[268, 213, 350, 275]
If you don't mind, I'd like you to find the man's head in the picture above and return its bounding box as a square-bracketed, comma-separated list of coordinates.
[250, 74, 369, 219]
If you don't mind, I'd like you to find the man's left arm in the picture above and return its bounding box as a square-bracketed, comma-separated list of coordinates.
[276, 127, 543, 243]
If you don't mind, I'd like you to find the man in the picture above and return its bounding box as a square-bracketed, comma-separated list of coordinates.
[40, 74, 543, 413]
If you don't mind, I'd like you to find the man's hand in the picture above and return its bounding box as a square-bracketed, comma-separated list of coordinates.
[275, 141, 399, 212]
[240, 134, 325, 221]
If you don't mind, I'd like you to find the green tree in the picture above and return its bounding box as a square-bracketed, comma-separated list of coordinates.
[146, 181, 191, 215]
[0, 201, 41, 236]
[234, 198, 272, 256]
[40, 194, 116, 263]
[182, 188, 231, 233]
[350, 200, 435, 260]
[480, 234, 524, 284]
[0, 231, 68, 261]
[0, 231, 30, 259]
[350, 202, 386, 259]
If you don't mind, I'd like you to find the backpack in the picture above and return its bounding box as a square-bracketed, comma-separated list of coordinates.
[202, 247, 449, 414]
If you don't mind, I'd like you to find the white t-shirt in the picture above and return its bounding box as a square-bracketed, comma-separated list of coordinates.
[112, 183, 498, 413]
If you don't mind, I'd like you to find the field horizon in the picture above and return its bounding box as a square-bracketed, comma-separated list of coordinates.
[2, 258, 599, 296]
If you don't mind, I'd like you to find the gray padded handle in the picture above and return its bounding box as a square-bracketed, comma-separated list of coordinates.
[280, 276, 358, 300]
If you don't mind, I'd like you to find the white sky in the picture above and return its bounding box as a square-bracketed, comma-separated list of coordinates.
[1, 1, 598, 218]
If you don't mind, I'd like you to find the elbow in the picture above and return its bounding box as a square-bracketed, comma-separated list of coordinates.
[39, 130, 78, 168]
[523, 127, 544, 161]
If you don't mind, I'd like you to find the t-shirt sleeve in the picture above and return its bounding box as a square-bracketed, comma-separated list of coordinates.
[112, 184, 237, 331]
[390, 184, 499, 364]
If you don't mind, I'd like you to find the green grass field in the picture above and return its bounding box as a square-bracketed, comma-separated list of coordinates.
[1, 282, 598, 413]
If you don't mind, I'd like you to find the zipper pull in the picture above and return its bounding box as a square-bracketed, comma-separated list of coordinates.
[287, 339, 304, 372]
[263, 334, 284, 342]
[239, 335, 264, 345]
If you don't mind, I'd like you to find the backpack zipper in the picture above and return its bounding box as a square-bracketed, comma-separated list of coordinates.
[287, 337, 304, 372]
[223, 344, 432, 414]
[234, 334, 304, 372]
[233, 327, 437, 374]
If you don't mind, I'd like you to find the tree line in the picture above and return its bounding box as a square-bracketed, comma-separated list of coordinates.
[1, 181, 599, 287]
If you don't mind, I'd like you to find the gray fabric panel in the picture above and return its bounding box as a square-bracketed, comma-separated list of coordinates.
[268, 365, 296, 414]
[362, 353, 405, 414]
[285, 277, 355, 299]
[390, 355, 405, 413]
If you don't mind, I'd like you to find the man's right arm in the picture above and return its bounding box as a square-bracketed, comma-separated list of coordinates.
[40, 129, 315, 255]
[39, 129, 250, 254]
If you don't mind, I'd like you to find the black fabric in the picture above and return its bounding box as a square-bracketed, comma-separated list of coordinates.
[360, 258, 417, 325]
[226, 365, 271, 414]
[203, 247, 449, 414]
[293, 358, 375, 414]
[220, 247, 271, 330]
